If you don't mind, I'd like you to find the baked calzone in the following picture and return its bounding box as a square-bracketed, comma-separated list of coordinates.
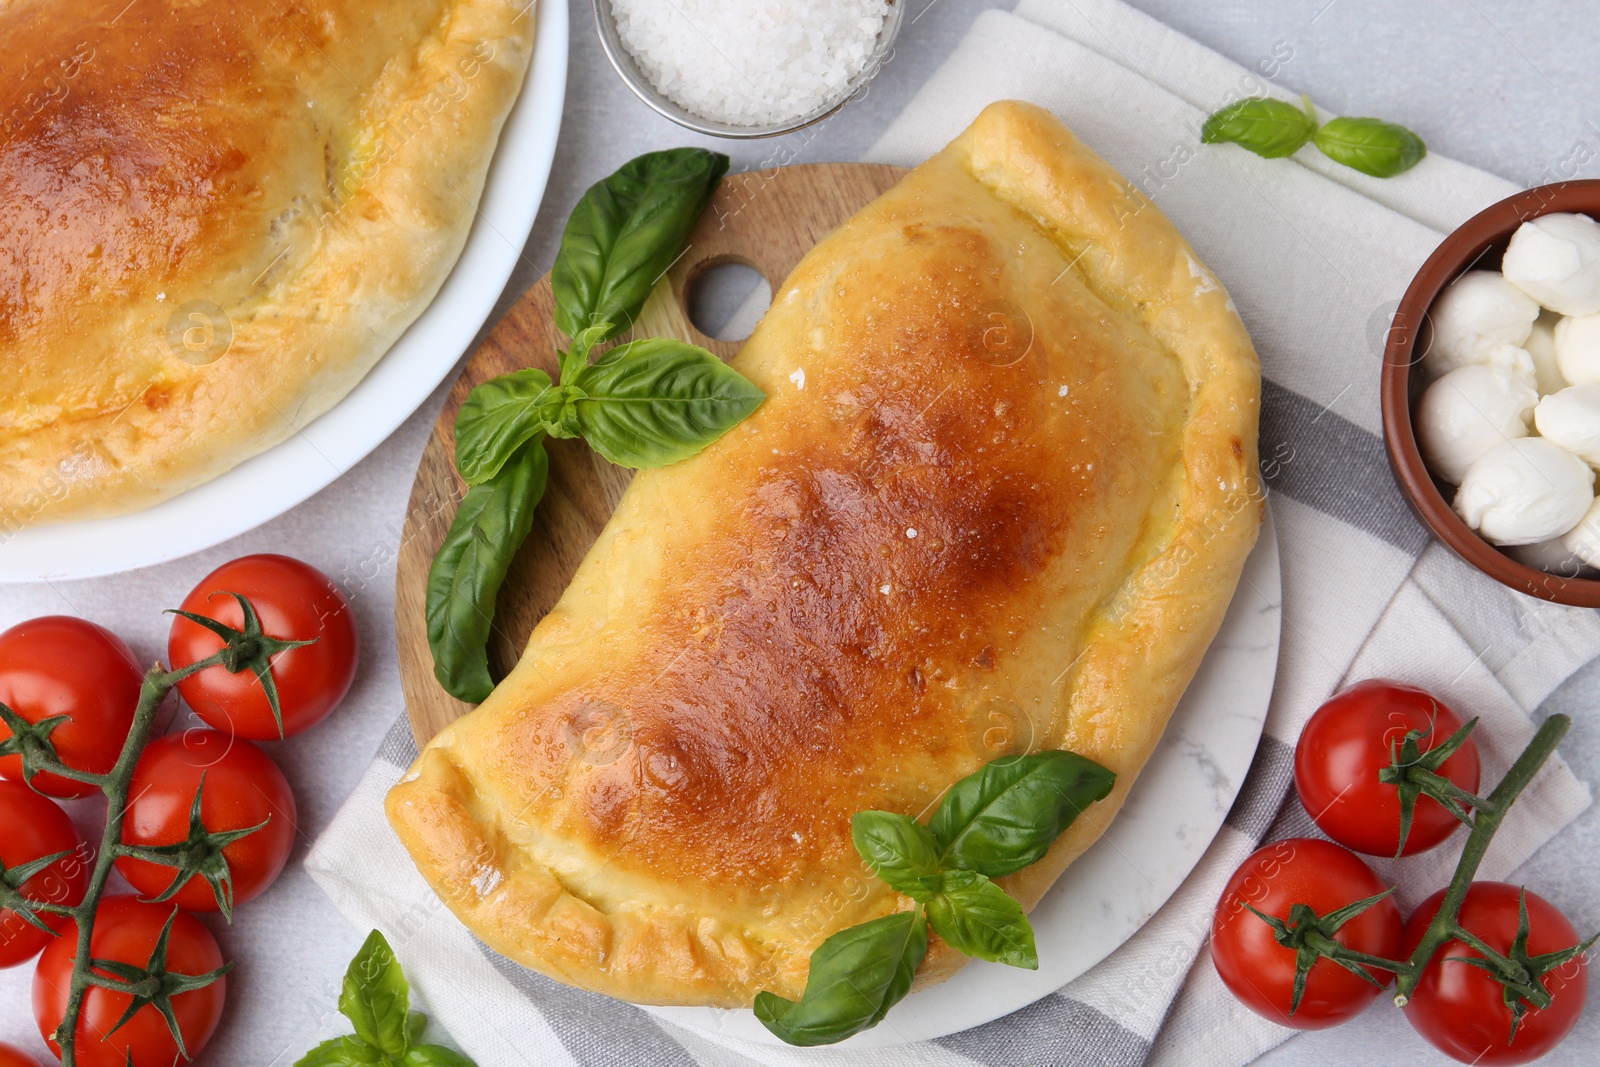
[0, 0, 534, 523]
[388, 101, 1262, 1006]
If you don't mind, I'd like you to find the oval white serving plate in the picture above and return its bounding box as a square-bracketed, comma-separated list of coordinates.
[647, 506, 1282, 1047]
[0, 0, 569, 583]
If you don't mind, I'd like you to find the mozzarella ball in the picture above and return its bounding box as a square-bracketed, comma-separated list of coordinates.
[1425, 270, 1540, 377]
[1555, 312, 1600, 385]
[1506, 537, 1587, 575]
[1501, 212, 1600, 316]
[1525, 310, 1567, 394]
[1562, 498, 1600, 567]
[1454, 437, 1594, 545]
[1417, 350, 1538, 483]
[1534, 384, 1600, 465]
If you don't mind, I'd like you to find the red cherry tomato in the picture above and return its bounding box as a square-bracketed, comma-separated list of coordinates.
[0, 617, 143, 798]
[0, 780, 89, 968]
[115, 730, 297, 913]
[1211, 837, 1403, 1029]
[1295, 679, 1481, 856]
[33, 896, 226, 1067]
[0, 1042, 43, 1067]
[1403, 882, 1588, 1065]
[168, 554, 358, 740]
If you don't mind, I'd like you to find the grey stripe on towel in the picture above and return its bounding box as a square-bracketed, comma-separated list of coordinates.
[477, 936, 702, 1067]
[936, 993, 1150, 1067]
[1259, 378, 1429, 555]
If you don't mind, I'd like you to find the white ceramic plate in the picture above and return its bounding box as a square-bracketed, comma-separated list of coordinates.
[0, 0, 569, 583]
[647, 507, 1282, 1047]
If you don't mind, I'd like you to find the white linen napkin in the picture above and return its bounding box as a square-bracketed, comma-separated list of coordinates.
[307, 2, 1597, 1064]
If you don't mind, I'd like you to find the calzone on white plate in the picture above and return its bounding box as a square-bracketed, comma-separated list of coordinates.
[388, 101, 1263, 1006]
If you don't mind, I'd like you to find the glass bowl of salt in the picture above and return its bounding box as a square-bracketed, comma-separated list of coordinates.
[593, 0, 904, 138]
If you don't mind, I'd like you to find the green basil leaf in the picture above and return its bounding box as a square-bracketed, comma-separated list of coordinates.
[930, 752, 1116, 878]
[571, 337, 764, 468]
[407, 1011, 428, 1045]
[926, 870, 1038, 969]
[1200, 97, 1316, 159]
[453, 369, 555, 486]
[1312, 116, 1426, 178]
[425, 440, 549, 702]
[552, 148, 729, 343]
[402, 1046, 477, 1067]
[293, 1036, 385, 1066]
[850, 811, 941, 902]
[337, 930, 410, 1057]
[754, 910, 929, 1047]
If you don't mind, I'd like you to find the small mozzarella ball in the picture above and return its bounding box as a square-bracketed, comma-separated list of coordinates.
[1534, 385, 1600, 465]
[1416, 353, 1538, 483]
[1525, 310, 1567, 394]
[1425, 270, 1540, 377]
[1501, 213, 1600, 317]
[1506, 537, 1587, 575]
[1555, 312, 1600, 384]
[1562, 498, 1600, 567]
[1454, 437, 1594, 545]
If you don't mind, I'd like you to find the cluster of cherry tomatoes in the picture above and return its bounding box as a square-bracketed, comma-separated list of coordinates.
[1210, 679, 1590, 1065]
[0, 555, 358, 1067]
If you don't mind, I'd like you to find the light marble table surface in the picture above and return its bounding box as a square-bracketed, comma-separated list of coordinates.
[2, 2, 1598, 1065]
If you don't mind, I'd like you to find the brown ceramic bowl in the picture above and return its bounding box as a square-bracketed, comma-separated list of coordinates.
[1382, 179, 1600, 606]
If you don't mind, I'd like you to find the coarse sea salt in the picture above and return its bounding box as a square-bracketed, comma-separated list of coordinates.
[610, 0, 891, 128]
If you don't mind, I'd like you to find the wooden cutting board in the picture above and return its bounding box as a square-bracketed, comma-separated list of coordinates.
[396, 162, 906, 749]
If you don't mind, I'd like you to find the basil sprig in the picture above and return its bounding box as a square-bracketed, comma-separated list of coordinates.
[1201, 94, 1425, 178]
[426, 440, 547, 703]
[1311, 116, 1427, 179]
[552, 147, 730, 346]
[295, 930, 475, 1066]
[426, 148, 765, 703]
[756, 752, 1116, 1046]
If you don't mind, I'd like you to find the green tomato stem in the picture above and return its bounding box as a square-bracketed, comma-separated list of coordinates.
[1392, 714, 1571, 1005]
[34, 644, 234, 1066]
[53, 663, 171, 1067]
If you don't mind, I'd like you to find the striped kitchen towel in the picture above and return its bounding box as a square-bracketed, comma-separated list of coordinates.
[306, 1, 1597, 1064]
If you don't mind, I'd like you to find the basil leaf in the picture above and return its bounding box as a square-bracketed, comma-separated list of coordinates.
[453, 369, 555, 486]
[1312, 116, 1426, 178]
[552, 148, 729, 343]
[337, 930, 410, 1057]
[926, 870, 1037, 969]
[1200, 97, 1316, 159]
[571, 337, 764, 468]
[850, 811, 941, 902]
[425, 440, 548, 702]
[930, 752, 1115, 878]
[407, 1011, 428, 1045]
[402, 1046, 477, 1067]
[294, 1036, 385, 1066]
[754, 911, 929, 1047]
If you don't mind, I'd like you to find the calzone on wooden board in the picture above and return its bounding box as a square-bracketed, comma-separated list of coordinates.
[388, 101, 1262, 1007]
[0, 0, 533, 524]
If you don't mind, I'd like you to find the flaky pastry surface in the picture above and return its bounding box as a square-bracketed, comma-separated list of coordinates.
[388, 101, 1262, 1006]
[0, 0, 534, 524]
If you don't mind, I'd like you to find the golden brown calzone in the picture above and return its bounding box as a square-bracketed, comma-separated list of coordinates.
[0, 0, 534, 523]
[388, 101, 1262, 1006]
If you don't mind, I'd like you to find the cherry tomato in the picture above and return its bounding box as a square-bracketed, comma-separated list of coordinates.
[1295, 679, 1481, 856]
[168, 554, 358, 740]
[115, 730, 297, 913]
[33, 896, 226, 1067]
[0, 1043, 43, 1067]
[0, 780, 89, 968]
[1403, 882, 1588, 1065]
[0, 617, 143, 798]
[1211, 837, 1403, 1029]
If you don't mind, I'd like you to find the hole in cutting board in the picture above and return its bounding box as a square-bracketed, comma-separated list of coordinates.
[687, 261, 772, 342]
